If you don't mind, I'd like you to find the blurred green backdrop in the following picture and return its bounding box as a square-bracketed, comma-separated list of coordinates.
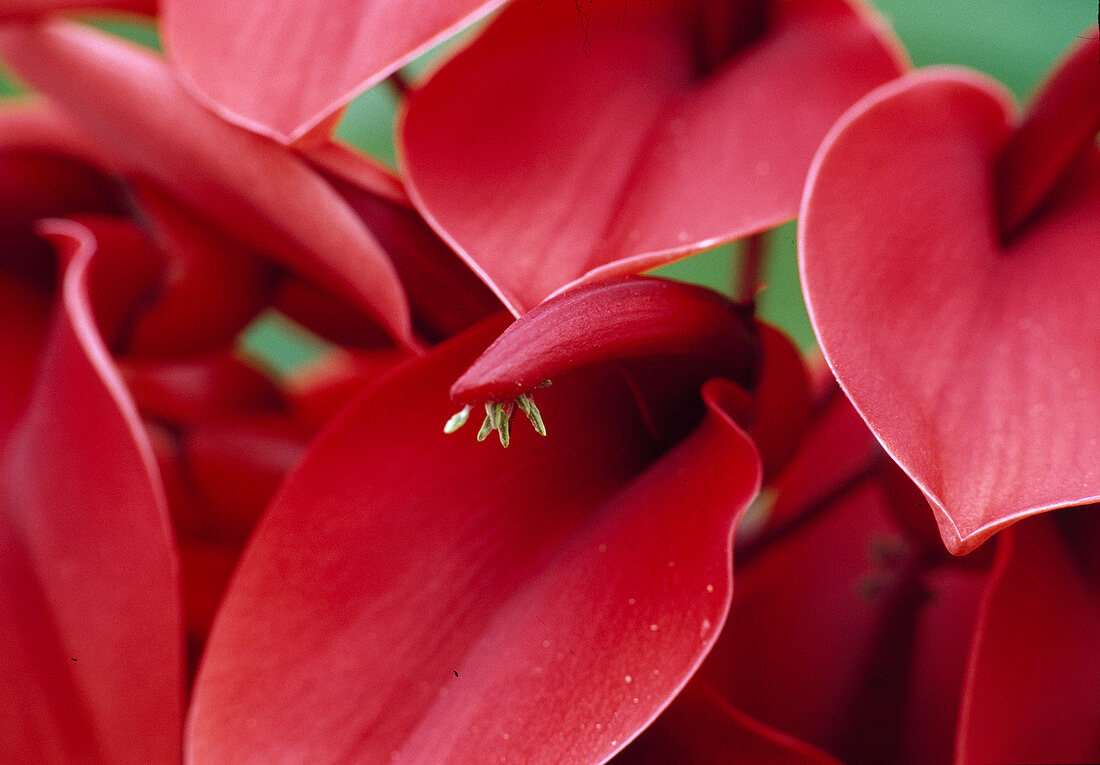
[1, 0, 1093, 364]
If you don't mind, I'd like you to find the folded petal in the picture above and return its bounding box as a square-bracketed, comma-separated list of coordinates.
[0, 220, 181, 764]
[800, 69, 1100, 553]
[162, 0, 509, 145]
[957, 511, 1100, 764]
[0, 20, 416, 348]
[401, 0, 905, 313]
[188, 316, 761, 762]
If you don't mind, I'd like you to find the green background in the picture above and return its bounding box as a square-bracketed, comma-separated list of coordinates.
[1, 0, 1093, 364]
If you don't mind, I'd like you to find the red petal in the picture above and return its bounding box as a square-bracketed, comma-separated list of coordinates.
[162, 0, 509, 145]
[182, 414, 312, 542]
[312, 142, 503, 342]
[187, 318, 761, 762]
[997, 33, 1100, 237]
[125, 181, 276, 357]
[0, 221, 181, 763]
[121, 352, 283, 426]
[620, 679, 840, 764]
[401, 0, 905, 313]
[745, 324, 812, 479]
[45, 215, 163, 351]
[710, 477, 988, 763]
[0, 0, 154, 18]
[800, 69, 1100, 554]
[0, 148, 122, 284]
[957, 511, 1100, 763]
[284, 346, 412, 427]
[0, 20, 416, 348]
[452, 277, 758, 405]
[0, 97, 115, 167]
[708, 480, 917, 757]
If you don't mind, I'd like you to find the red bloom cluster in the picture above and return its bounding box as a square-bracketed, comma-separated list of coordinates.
[1, 1, 1096, 763]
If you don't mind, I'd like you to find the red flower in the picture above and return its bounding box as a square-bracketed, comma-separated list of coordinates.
[799, 34, 1100, 553]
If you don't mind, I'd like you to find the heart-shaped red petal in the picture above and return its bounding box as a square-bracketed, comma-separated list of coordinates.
[401, 0, 905, 313]
[800, 67, 1100, 554]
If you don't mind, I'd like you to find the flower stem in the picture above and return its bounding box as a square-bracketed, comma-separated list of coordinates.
[736, 232, 766, 305]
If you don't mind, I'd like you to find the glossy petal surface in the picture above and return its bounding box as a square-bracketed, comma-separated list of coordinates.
[800, 69, 1100, 553]
[402, 0, 904, 313]
[188, 319, 761, 763]
[163, 0, 509, 144]
[0, 221, 181, 764]
[0, 21, 415, 347]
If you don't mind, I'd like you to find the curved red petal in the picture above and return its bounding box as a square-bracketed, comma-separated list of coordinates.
[957, 511, 1100, 764]
[162, 0, 509, 145]
[401, 0, 904, 312]
[0, 20, 416, 348]
[187, 318, 761, 762]
[711, 476, 989, 763]
[800, 69, 1100, 554]
[452, 276, 758, 405]
[0, 220, 182, 763]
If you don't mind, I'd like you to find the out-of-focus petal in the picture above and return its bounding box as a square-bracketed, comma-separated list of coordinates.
[126, 182, 276, 357]
[709, 476, 989, 764]
[0, 20, 416, 348]
[0, 98, 115, 166]
[800, 69, 1100, 554]
[121, 352, 282, 426]
[162, 0, 509, 145]
[0, 0, 154, 18]
[401, 0, 905, 313]
[997, 34, 1100, 237]
[311, 142, 503, 342]
[619, 679, 840, 764]
[187, 317, 761, 762]
[182, 414, 311, 542]
[745, 324, 812, 479]
[957, 511, 1100, 764]
[283, 346, 412, 427]
[0, 219, 181, 764]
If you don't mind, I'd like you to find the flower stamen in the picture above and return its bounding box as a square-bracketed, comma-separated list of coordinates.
[444, 388, 550, 447]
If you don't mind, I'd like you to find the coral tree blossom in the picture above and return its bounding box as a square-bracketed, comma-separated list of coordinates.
[1, 0, 1096, 763]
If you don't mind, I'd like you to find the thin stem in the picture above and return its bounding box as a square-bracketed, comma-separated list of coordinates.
[736, 232, 766, 305]
[385, 70, 411, 97]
